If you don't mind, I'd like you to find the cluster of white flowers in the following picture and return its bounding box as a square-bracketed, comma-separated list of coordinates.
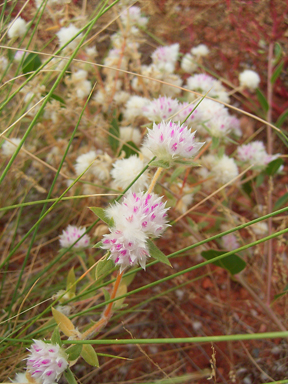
[101, 191, 169, 271]
[56, 24, 82, 51]
[69, 69, 92, 99]
[120, 126, 142, 145]
[181, 44, 209, 73]
[239, 69, 260, 90]
[237, 140, 278, 167]
[186, 73, 230, 103]
[7, 17, 27, 39]
[74, 150, 112, 181]
[59, 225, 90, 248]
[143, 96, 180, 122]
[26, 340, 68, 384]
[120, 6, 148, 27]
[2, 138, 21, 156]
[143, 120, 204, 166]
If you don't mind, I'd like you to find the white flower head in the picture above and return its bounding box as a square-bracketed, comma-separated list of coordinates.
[59, 225, 90, 248]
[151, 43, 179, 73]
[251, 221, 268, 236]
[239, 70, 260, 90]
[123, 95, 150, 122]
[8, 17, 28, 39]
[181, 53, 198, 73]
[186, 74, 229, 103]
[26, 340, 68, 384]
[143, 96, 180, 122]
[191, 44, 209, 57]
[222, 234, 239, 251]
[237, 141, 278, 168]
[111, 155, 149, 192]
[120, 126, 142, 145]
[75, 150, 97, 176]
[56, 24, 82, 51]
[120, 6, 148, 27]
[102, 191, 169, 271]
[211, 155, 239, 185]
[2, 138, 22, 156]
[143, 120, 204, 166]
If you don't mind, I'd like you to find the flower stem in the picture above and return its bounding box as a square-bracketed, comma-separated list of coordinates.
[147, 167, 163, 194]
[80, 270, 124, 340]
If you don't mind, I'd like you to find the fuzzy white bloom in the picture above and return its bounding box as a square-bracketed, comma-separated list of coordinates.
[91, 152, 113, 181]
[70, 70, 92, 99]
[124, 95, 150, 122]
[239, 70, 260, 90]
[237, 141, 278, 167]
[194, 99, 233, 137]
[181, 53, 198, 73]
[222, 233, 239, 251]
[75, 150, 97, 176]
[191, 44, 209, 57]
[14, 50, 25, 62]
[111, 155, 149, 192]
[143, 120, 204, 166]
[59, 225, 90, 248]
[120, 6, 148, 27]
[211, 155, 239, 185]
[251, 221, 268, 236]
[120, 126, 142, 145]
[151, 43, 179, 73]
[102, 191, 169, 271]
[113, 90, 130, 105]
[26, 340, 68, 384]
[12, 373, 30, 383]
[0, 56, 8, 72]
[56, 24, 82, 50]
[160, 73, 183, 97]
[186, 74, 229, 103]
[8, 17, 27, 39]
[175, 102, 200, 128]
[2, 138, 21, 156]
[143, 96, 180, 122]
[85, 45, 98, 58]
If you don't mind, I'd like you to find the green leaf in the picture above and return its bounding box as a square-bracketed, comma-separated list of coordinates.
[66, 344, 83, 361]
[271, 61, 284, 84]
[265, 158, 283, 176]
[95, 258, 115, 280]
[211, 136, 220, 149]
[149, 160, 170, 168]
[256, 88, 269, 112]
[108, 117, 120, 153]
[50, 326, 62, 346]
[274, 284, 288, 300]
[122, 268, 137, 286]
[64, 368, 78, 384]
[102, 288, 110, 302]
[198, 221, 209, 230]
[93, 240, 103, 248]
[119, 141, 139, 158]
[201, 249, 246, 275]
[255, 172, 264, 187]
[147, 239, 171, 267]
[170, 167, 185, 183]
[274, 192, 288, 211]
[81, 344, 99, 367]
[22, 53, 42, 76]
[276, 109, 288, 128]
[173, 159, 199, 166]
[242, 180, 253, 196]
[49, 93, 66, 105]
[89, 207, 113, 226]
[66, 267, 76, 295]
[274, 42, 282, 65]
[218, 146, 225, 158]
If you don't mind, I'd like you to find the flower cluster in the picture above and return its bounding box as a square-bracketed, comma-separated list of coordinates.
[26, 340, 68, 384]
[237, 140, 278, 168]
[143, 120, 204, 166]
[59, 225, 90, 249]
[101, 192, 169, 271]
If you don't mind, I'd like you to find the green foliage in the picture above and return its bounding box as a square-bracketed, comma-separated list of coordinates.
[119, 141, 139, 158]
[108, 116, 120, 153]
[271, 61, 284, 84]
[66, 344, 83, 361]
[149, 159, 170, 168]
[95, 258, 115, 280]
[201, 249, 246, 275]
[66, 267, 76, 296]
[81, 344, 99, 367]
[274, 192, 288, 211]
[22, 53, 42, 76]
[256, 88, 269, 112]
[265, 158, 283, 176]
[50, 326, 62, 346]
[89, 207, 114, 227]
[64, 368, 78, 384]
[147, 239, 172, 267]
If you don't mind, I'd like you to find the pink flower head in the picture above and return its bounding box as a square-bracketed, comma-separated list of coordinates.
[26, 340, 68, 384]
[143, 96, 180, 122]
[143, 120, 204, 166]
[59, 225, 90, 249]
[101, 192, 169, 271]
[237, 140, 279, 168]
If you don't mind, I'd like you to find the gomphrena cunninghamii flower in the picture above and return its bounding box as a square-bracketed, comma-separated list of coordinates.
[101, 191, 169, 271]
[26, 340, 68, 384]
[59, 225, 90, 249]
[143, 120, 204, 167]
